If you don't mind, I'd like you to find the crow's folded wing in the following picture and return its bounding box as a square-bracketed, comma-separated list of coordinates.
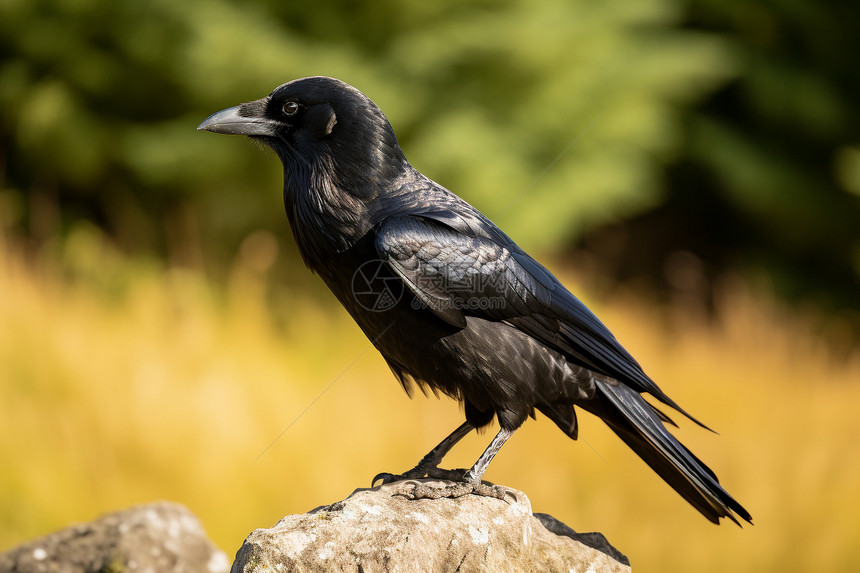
[374, 213, 703, 423]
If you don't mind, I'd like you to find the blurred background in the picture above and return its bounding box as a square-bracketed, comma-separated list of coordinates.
[1, 0, 859, 571]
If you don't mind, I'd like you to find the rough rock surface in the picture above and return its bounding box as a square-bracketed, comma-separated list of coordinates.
[0, 502, 229, 573]
[230, 480, 630, 572]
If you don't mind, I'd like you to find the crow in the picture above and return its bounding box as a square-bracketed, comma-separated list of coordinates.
[198, 76, 751, 525]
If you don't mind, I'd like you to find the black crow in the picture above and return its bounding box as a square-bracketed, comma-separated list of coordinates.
[198, 76, 751, 525]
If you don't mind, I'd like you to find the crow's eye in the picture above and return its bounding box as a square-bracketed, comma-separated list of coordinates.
[282, 101, 299, 116]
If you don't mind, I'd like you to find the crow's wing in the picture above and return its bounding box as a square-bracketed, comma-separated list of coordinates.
[375, 213, 755, 525]
[374, 213, 702, 424]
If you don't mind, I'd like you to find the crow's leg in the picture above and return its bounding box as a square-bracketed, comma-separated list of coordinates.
[372, 421, 475, 486]
[463, 427, 513, 484]
[403, 427, 515, 500]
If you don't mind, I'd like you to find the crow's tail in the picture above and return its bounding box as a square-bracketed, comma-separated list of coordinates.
[582, 381, 752, 525]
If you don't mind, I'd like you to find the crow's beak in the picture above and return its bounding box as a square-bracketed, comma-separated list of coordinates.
[197, 105, 280, 136]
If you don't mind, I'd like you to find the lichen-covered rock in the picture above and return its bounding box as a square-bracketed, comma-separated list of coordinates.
[0, 502, 229, 573]
[230, 481, 629, 572]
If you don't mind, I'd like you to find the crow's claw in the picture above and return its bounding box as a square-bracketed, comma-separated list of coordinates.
[372, 472, 402, 487]
[425, 467, 470, 481]
[396, 479, 510, 501]
[372, 465, 468, 487]
[371, 467, 430, 486]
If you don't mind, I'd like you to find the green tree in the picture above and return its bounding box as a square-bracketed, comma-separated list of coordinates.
[576, 0, 860, 328]
[0, 0, 733, 270]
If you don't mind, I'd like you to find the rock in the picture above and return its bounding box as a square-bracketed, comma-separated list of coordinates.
[230, 480, 630, 572]
[533, 512, 630, 566]
[0, 501, 230, 573]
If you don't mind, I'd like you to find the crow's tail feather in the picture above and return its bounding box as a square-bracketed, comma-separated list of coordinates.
[582, 381, 752, 526]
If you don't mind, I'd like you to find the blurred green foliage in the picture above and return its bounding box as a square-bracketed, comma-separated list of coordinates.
[583, 1, 860, 326]
[0, 0, 731, 254]
[0, 0, 858, 320]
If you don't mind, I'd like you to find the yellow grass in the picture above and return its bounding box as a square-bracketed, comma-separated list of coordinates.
[1, 227, 859, 572]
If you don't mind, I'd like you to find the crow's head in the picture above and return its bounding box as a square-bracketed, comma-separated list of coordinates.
[198, 77, 408, 193]
[199, 77, 411, 264]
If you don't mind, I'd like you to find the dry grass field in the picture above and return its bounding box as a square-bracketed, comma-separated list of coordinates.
[2, 228, 858, 572]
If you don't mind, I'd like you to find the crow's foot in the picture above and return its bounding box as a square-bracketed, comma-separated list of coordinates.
[371, 472, 403, 486]
[372, 466, 470, 487]
[371, 470, 420, 486]
[397, 479, 510, 501]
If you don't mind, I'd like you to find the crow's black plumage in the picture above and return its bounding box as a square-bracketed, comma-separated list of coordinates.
[198, 76, 752, 525]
